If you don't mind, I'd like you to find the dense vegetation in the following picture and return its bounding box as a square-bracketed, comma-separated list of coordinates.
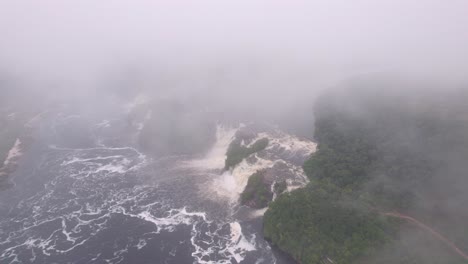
[264, 79, 468, 264]
[273, 180, 287, 195]
[224, 137, 269, 170]
[264, 183, 397, 263]
[240, 170, 273, 208]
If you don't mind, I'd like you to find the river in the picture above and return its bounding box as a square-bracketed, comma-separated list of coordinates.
[0, 100, 315, 264]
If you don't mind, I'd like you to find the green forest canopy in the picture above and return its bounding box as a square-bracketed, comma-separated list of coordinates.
[264, 79, 468, 264]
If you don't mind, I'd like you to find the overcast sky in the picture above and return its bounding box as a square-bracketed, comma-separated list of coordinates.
[1, 0, 468, 85]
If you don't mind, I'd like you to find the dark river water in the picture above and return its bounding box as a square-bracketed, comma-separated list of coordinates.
[0, 103, 308, 264]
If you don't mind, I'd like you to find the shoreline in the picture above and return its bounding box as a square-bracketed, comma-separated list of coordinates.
[0, 138, 24, 190]
[0, 111, 44, 190]
[2, 138, 22, 166]
[0, 130, 35, 190]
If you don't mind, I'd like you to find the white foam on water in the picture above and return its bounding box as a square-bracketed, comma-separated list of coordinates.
[249, 208, 268, 219]
[215, 171, 237, 195]
[135, 207, 207, 233]
[136, 239, 147, 250]
[95, 120, 111, 128]
[224, 222, 256, 263]
[61, 155, 125, 166]
[94, 161, 130, 174]
[259, 132, 317, 157]
[191, 221, 257, 264]
[211, 156, 276, 203]
[60, 153, 142, 179]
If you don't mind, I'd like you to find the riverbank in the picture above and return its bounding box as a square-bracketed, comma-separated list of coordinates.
[0, 113, 40, 190]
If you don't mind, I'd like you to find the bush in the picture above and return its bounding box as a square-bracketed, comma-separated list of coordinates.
[225, 138, 269, 170]
[240, 170, 273, 208]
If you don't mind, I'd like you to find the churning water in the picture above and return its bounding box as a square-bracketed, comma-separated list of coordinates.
[0, 103, 315, 264]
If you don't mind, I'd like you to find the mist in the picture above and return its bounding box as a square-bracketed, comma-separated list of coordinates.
[2, 0, 468, 88]
[1, 0, 467, 139]
[1, 1, 468, 264]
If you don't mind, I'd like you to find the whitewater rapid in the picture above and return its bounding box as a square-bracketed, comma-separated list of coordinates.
[180, 124, 317, 262]
[0, 107, 315, 264]
[186, 126, 317, 205]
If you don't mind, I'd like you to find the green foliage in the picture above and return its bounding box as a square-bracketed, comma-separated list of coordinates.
[265, 83, 468, 264]
[240, 170, 273, 208]
[264, 184, 393, 264]
[274, 180, 287, 195]
[225, 138, 269, 170]
[251, 137, 269, 150]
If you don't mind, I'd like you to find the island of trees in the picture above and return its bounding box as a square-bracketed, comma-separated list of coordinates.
[225, 137, 269, 170]
[264, 78, 468, 264]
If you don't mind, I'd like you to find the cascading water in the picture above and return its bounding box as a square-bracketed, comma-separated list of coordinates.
[0, 102, 316, 263]
[182, 125, 237, 171]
